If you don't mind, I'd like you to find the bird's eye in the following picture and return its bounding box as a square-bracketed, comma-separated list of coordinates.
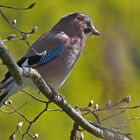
[86, 19, 91, 25]
[84, 17, 91, 26]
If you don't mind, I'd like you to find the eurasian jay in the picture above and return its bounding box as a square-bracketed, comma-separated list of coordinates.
[0, 12, 100, 107]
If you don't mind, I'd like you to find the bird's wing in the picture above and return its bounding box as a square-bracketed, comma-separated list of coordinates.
[0, 32, 69, 89]
[25, 31, 69, 57]
[20, 44, 65, 68]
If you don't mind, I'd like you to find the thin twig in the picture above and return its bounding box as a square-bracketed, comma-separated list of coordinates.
[91, 111, 101, 124]
[101, 110, 125, 122]
[70, 122, 80, 140]
[0, 3, 36, 10]
[10, 102, 31, 123]
[82, 108, 101, 124]
[78, 104, 140, 112]
[97, 105, 140, 111]
[47, 108, 63, 112]
[0, 9, 25, 33]
[120, 117, 140, 128]
[22, 89, 48, 104]
[22, 102, 50, 139]
[0, 101, 28, 114]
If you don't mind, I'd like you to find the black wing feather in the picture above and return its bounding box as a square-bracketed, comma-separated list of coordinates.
[27, 55, 42, 65]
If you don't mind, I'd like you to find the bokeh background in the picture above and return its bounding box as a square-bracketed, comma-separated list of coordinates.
[0, 0, 140, 139]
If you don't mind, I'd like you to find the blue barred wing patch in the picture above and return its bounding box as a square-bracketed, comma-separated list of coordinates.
[38, 44, 65, 65]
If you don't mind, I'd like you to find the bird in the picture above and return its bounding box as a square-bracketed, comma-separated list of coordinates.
[0, 12, 100, 107]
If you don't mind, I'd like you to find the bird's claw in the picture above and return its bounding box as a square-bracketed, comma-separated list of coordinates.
[48, 85, 65, 102]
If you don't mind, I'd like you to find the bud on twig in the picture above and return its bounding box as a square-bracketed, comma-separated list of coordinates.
[6, 34, 16, 40]
[80, 132, 84, 140]
[88, 100, 94, 107]
[33, 133, 39, 139]
[17, 122, 23, 130]
[8, 100, 12, 105]
[12, 19, 16, 26]
[9, 133, 16, 140]
[121, 95, 131, 104]
[21, 33, 30, 40]
[31, 26, 38, 34]
[94, 104, 99, 110]
[4, 101, 8, 106]
[106, 100, 111, 107]
[28, 2, 36, 9]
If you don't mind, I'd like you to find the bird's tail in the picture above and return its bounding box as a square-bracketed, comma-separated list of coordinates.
[0, 80, 20, 107]
[0, 75, 35, 107]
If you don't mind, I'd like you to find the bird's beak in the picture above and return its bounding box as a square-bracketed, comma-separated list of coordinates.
[89, 24, 100, 35]
[91, 27, 100, 36]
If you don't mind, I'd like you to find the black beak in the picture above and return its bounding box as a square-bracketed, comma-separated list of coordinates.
[91, 28, 100, 36]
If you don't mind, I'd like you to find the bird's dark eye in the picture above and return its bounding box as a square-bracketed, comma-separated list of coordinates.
[84, 28, 91, 34]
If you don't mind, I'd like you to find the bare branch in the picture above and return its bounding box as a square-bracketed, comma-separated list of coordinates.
[22, 89, 48, 104]
[0, 40, 22, 85]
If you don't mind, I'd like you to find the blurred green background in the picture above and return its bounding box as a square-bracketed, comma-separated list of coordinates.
[0, 0, 140, 139]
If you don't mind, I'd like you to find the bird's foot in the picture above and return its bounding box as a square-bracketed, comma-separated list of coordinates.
[48, 85, 65, 102]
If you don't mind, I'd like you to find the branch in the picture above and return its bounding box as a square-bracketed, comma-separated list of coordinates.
[0, 40, 22, 85]
[0, 40, 132, 140]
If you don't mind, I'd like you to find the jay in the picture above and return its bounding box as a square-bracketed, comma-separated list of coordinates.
[0, 12, 100, 107]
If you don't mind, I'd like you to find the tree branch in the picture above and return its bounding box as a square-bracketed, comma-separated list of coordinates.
[0, 40, 132, 140]
[0, 40, 22, 85]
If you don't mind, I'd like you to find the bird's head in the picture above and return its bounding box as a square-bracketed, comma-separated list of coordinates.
[52, 12, 100, 38]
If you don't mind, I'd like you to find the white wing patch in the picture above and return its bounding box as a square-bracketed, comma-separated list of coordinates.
[21, 58, 29, 67]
